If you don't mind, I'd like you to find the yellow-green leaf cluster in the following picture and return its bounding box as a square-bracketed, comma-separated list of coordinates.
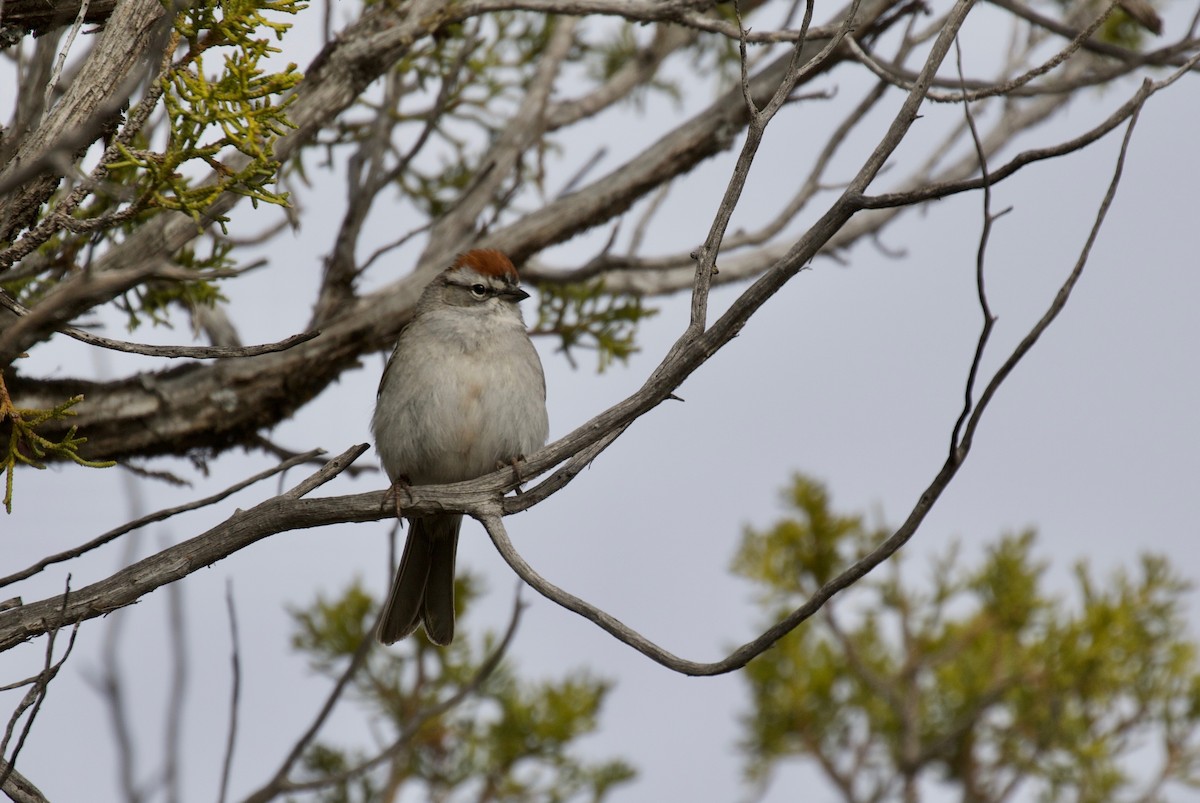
[107, 0, 305, 225]
[1, 374, 114, 513]
[733, 474, 1200, 801]
[288, 576, 635, 803]
[535, 280, 657, 372]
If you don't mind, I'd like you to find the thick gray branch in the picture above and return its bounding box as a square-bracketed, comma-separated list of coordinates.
[0, 0, 167, 242]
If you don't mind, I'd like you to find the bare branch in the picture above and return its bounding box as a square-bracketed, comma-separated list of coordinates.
[162, 542, 188, 803]
[422, 15, 579, 263]
[544, 23, 697, 131]
[248, 628, 374, 802]
[859, 51, 1200, 210]
[467, 0, 891, 44]
[949, 36, 999, 454]
[686, 0, 841, 337]
[240, 589, 524, 803]
[0, 583, 80, 795]
[0, 446, 368, 651]
[956, 85, 1146, 459]
[845, 0, 1123, 104]
[217, 582, 241, 803]
[987, 0, 1193, 65]
[0, 760, 51, 803]
[0, 450, 325, 589]
[0, 292, 318, 359]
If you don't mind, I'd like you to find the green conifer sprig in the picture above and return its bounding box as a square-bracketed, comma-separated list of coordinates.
[1, 374, 114, 513]
[534, 280, 657, 372]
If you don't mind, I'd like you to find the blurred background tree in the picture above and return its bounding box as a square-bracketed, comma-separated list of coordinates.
[735, 476, 1200, 803]
[284, 576, 633, 803]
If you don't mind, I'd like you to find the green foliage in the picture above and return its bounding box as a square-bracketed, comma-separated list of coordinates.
[733, 474, 1200, 802]
[1046, 0, 1159, 47]
[1099, 8, 1156, 49]
[119, 240, 233, 330]
[5, 0, 304, 332]
[289, 575, 635, 803]
[534, 281, 657, 372]
[107, 0, 304, 226]
[0, 372, 114, 513]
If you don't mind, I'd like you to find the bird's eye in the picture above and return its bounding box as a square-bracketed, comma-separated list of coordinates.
[470, 284, 488, 298]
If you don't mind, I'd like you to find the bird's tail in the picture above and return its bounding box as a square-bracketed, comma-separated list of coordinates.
[377, 513, 461, 645]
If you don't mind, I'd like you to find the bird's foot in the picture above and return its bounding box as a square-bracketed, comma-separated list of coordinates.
[500, 456, 527, 494]
[383, 475, 414, 517]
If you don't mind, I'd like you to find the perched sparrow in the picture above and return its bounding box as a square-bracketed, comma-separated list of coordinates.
[372, 249, 549, 645]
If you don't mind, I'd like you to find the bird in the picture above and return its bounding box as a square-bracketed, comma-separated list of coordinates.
[371, 249, 549, 645]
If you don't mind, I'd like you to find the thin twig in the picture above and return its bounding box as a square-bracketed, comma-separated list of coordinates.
[89, 482, 145, 803]
[249, 436, 378, 477]
[217, 581, 241, 803]
[845, 0, 1120, 104]
[0, 581, 80, 793]
[357, 220, 434, 274]
[0, 450, 325, 589]
[0, 292, 319, 358]
[555, 147, 608, 200]
[42, 0, 92, 113]
[256, 630, 373, 798]
[956, 90, 1145, 458]
[857, 52, 1200, 210]
[989, 0, 1198, 66]
[684, 0, 827, 338]
[162, 538, 188, 803]
[626, 180, 671, 257]
[240, 588, 524, 803]
[284, 445, 368, 500]
[949, 36, 999, 454]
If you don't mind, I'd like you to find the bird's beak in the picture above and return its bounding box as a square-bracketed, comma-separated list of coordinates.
[502, 287, 531, 302]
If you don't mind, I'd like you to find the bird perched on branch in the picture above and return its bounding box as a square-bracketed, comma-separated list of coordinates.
[372, 249, 548, 645]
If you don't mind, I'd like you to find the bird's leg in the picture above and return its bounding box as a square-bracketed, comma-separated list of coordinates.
[500, 456, 527, 494]
[383, 474, 414, 518]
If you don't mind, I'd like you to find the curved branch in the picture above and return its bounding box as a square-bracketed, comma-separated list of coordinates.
[0, 450, 324, 589]
[486, 81, 1140, 675]
[0, 445, 370, 652]
[0, 291, 318, 359]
